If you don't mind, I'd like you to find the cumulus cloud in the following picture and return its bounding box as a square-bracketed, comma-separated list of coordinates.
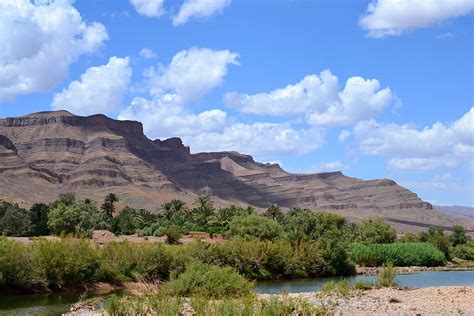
[224, 70, 393, 127]
[52, 57, 132, 116]
[186, 122, 324, 159]
[146, 47, 239, 101]
[359, 0, 474, 38]
[173, 0, 231, 26]
[139, 48, 157, 59]
[0, 0, 108, 101]
[129, 0, 165, 18]
[353, 107, 474, 171]
[311, 161, 346, 173]
[338, 130, 351, 142]
[119, 96, 228, 139]
[119, 47, 322, 159]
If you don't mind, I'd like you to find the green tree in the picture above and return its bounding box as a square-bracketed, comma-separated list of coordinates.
[227, 214, 284, 241]
[51, 192, 76, 208]
[192, 195, 215, 228]
[357, 218, 396, 244]
[264, 204, 285, 223]
[450, 225, 469, 247]
[101, 193, 119, 220]
[29, 203, 50, 236]
[160, 199, 187, 222]
[0, 204, 33, 236]
[48, 201, 101, 237]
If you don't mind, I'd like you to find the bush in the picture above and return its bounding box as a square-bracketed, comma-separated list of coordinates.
[30, 203, 50, 236]
[163, 226, 182, 244]
[350, 242, 445, 267]
[453, 242, 474, 260]
[32, 239, 99, 288]
[227, 214, 284, 241]
[0, 204, 33, 236]
[376, 262, 397, 287]
[450, 225, 470, 247]
[47, 201, 101, 237]
[357, 218, 396, 244]
[164, 262, 254, 299]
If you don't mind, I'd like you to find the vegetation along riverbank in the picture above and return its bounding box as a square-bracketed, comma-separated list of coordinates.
[0, 193, 473, 295]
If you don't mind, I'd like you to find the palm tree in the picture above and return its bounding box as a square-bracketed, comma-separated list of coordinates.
[101, 193, 119, 220]
[264, 204, 285, 223]
[160, 199, 187, 222]
[193, 195, 215, 227]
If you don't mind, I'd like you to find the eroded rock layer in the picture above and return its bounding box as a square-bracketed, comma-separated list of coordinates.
[0, 111, 468, 231]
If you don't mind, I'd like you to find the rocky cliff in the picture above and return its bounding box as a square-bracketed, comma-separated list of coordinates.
[0, 111, 469, 232]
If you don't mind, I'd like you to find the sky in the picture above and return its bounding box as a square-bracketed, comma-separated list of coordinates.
[0, 0, 473, 206]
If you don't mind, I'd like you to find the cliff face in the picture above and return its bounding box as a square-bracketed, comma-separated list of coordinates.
[0, 111, 468, 231]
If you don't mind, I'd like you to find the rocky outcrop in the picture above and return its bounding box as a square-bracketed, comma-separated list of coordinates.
[0, 111, 469, 231]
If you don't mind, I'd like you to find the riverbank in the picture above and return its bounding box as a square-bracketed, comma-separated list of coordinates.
[65, 286, 474, 315]
[356, 262, 474, 275]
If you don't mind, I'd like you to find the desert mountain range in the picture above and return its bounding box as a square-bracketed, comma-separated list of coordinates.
[0, 111, 471, 232]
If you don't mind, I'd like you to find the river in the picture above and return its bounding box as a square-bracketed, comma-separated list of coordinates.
[0, 271, 473, 315]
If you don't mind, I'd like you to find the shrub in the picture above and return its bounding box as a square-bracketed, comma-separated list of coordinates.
[450, 225, 470, 247]
[47, 201, 101, 237]
[321, 279, 351, 297]
[0, 204, 33, 236]
[376, 262, 397, 287]
[164, 263, 254, 299]
[453, 242, 474, 260]
[227, 214, 284, 241]
[32, 239, 99, 287]
[0, 238, 46, 290]
[163, 226, 182, 244]
[30, 203, 50, 236]
[350, 242, 445, 267]
[357, 218, 396, 244]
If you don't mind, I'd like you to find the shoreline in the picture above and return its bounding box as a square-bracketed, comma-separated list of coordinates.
[356, 264, 474, 276]
[65, 286, 474, 316]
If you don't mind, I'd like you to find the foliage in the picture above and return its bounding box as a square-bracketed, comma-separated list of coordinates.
[357, 218, 396, 244]
[350, 242, 445, 267]
[376, 262, 397, 287]
[29, 203, 50, 236]
[164, 262, 253, 299]
[101, 193, 119, 221]
[227, 214, 284, 241]
[452, 242, 474, 260]
[264, 204, 285, 223]
[0, 203, 33, 236]
[398, 232, 420, 243]
[47, 200, 101, 237]
[163, 226, 182, 244]
[321, 279, 351, 297]
[450, 225, 470, 247]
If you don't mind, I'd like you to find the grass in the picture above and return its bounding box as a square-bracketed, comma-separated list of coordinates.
[350, 242, 445, 267]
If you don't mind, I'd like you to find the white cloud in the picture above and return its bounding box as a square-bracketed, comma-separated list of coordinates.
[360, 0, 474, 38]
[146, 47, 239, 101]
[353, 107, 474, 171]
[119, 96, 227, 138]
[52, 57, 132, 116]
[186, 122, 324, 159]
[224, 70, 393, 127]
[311, 161, 346, 173]
[119, 47, 322, 159]
[0, 0, 108, 101]
[139, 48, 157, 59]
[338, 130, 351, 142]
[173, 0, 231, 26]
[130, 0, 165, 18]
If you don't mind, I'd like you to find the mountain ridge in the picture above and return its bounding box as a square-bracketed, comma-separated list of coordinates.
[0, 110, 470, 232]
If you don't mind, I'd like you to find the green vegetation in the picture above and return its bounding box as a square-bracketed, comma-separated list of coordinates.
[227, 214, 284, 241]
[356, 218, 396, 244]
[350, 242, 445, 267]
[163, 263, 253, 298]
[376, 262, 397, 287]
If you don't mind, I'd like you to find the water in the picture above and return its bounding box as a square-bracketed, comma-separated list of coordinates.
[0, 271, 472, 315]
[254, 270, 474, 294]
[0, 291, 119, 316]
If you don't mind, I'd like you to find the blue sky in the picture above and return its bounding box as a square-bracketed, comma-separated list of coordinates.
[1, 0, 473, 206]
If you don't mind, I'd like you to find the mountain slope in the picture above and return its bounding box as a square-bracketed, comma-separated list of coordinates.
[0, 111, 470, 232]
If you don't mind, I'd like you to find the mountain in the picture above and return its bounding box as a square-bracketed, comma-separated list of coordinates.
[0, 111, 471, 232]
[435, 205, 474, 219]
